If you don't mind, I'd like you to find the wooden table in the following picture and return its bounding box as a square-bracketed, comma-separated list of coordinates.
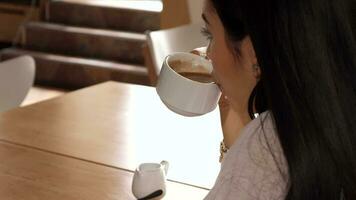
[0, 81, 223, 199]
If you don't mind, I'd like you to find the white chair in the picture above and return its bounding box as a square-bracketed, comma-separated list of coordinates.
[0, 56, 36, 112]
[144, 23, 208, 85]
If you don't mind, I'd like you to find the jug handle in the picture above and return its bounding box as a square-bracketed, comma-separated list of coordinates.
[160, 160, 169, 175]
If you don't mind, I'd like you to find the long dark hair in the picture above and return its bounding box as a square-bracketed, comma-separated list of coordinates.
[210, 0, 356, 199]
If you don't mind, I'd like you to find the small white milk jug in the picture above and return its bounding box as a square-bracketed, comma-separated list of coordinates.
[132, 161, 169, 200]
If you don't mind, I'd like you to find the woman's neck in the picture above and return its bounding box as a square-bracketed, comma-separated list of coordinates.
[221, 107, 252, 148]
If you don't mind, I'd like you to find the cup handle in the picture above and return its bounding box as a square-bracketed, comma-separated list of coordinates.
[160, 160, 169, 175]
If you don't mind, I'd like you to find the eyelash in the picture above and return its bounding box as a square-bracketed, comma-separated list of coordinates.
[201, 27, 213, 41]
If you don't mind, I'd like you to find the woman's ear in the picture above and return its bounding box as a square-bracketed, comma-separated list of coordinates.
[245, 36, 261, 80]
[252, 63, 261, 80]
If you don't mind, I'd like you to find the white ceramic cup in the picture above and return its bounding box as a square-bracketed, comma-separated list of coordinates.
[132, 161, 169, 200]
[156, 52, 222, 117]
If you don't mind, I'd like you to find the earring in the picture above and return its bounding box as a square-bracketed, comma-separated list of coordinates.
[252, 64, 261, 79]
[252, 64, 260, 70]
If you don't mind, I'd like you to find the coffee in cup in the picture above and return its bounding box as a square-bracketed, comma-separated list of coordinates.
[168, 60, 214, 83]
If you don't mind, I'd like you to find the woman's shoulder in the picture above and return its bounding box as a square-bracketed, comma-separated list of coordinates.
[227, 111, 286, 166]
[229, 111, 285, 163]
[214, 111, 289, 199]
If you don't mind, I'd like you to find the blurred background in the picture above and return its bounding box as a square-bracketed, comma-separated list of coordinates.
[0, 0, 206, 106]
[0, 0, 354, 106]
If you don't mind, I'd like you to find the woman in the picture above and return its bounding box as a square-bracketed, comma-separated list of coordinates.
[200, 0, 356, 199]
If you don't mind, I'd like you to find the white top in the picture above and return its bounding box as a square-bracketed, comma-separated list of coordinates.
[204, 112, 289, 200]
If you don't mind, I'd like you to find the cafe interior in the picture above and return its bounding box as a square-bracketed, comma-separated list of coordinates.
[0, 0, 355, 199]
[0, 0, 221, 199]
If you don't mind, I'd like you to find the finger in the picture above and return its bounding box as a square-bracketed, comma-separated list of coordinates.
[218, 94, 230, 124]
[190, 47, 208, 59]
[219, 94, 230, 110]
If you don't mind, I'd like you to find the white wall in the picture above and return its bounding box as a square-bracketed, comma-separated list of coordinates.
[187, 0, 204, 24]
